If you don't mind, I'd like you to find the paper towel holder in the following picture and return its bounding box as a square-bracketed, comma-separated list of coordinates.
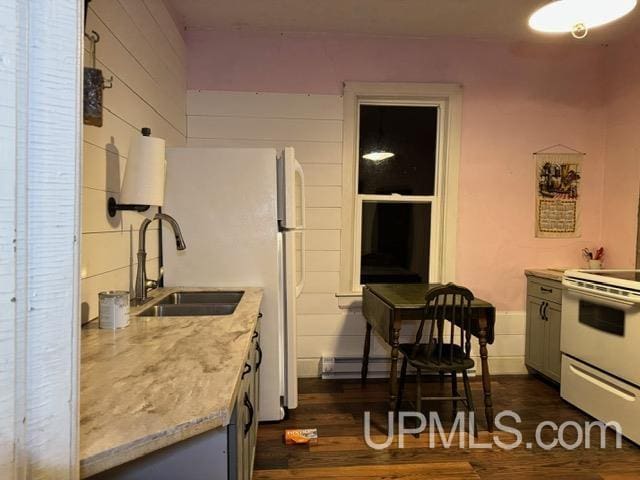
[108, 127, 161, 218]
[107, 197, 150, 217]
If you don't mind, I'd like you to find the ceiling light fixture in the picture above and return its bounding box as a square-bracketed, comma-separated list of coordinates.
[529, 0, 637, 39]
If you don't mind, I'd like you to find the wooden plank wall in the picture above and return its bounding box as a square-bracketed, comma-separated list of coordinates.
[2, 0, 82, 477]
[81, 0, 186, 322]
[187, 90, 526, 376]
[0, 2, 20, 475]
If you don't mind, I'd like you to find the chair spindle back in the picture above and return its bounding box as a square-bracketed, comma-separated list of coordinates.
[411, 283, 475, 365]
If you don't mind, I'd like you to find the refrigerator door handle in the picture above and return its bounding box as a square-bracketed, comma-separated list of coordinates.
[294, 159, 306, 230]
[296, 230, 305, 298]
[281, 147, 306, 230]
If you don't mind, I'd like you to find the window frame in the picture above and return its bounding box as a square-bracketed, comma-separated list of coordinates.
[339, 82, 463, 294]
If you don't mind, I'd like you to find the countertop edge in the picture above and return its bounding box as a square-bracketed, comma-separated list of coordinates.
[80, 411, 228, 478]
[525, 269, 566, 282]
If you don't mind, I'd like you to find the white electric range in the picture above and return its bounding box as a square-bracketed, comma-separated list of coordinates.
[561, 269, 640, 444]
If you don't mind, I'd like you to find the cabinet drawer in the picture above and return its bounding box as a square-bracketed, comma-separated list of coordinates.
[527, 277, 562, 304]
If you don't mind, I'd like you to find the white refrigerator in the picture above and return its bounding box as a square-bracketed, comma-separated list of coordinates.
[162, 147, 305, 421]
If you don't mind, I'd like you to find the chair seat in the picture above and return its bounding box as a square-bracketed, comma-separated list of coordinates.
[399, 342, 475, 371]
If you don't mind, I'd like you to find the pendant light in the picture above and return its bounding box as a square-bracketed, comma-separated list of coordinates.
[363, 150, 395, 161]
[529, 0, 637, 39]
[362, 107, 395, 162]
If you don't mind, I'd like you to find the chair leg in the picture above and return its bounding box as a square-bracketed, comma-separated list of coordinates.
[451, 371, 458, 417]
[462, 370, 478, 436]
[415, 368, 422, 436]
[361, 323, 372, 385]
[415, 368, 422, 414]
[396, 356, 408, 414]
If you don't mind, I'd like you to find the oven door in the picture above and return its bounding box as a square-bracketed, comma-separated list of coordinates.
[562, 286, 640, 386]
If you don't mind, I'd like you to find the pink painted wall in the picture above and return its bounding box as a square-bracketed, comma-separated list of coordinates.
[186, 30, 609, 310]
[601, 30, 640, 268]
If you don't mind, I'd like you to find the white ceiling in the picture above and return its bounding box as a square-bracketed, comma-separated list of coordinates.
[166, 0, 639, 44]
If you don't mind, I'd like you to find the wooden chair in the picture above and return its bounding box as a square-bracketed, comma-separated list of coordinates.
[396, 283, 478, 434]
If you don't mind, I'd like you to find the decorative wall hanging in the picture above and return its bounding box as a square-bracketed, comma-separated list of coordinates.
[83, 30, 112, 127]
[534, 145, 584, 238]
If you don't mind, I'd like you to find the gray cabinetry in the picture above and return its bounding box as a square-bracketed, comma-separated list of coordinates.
[232, 316, 261, 480]
[525, 275, 562, 383]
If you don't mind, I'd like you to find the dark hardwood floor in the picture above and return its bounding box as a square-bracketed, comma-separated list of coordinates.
[254, 375, 640, 479]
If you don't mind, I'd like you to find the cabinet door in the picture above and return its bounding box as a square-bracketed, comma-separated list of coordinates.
[250, 325, 260, 479]
[526, 297, 546, 372]
[545, 302, 562, 382]
[235, 392, 246, 480]
[242, 386, 253, 480]
[251, 325, 260, 413]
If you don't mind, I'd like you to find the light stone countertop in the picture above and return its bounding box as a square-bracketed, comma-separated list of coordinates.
[525, 268, 568, 282]
[80, 287, 263, 478]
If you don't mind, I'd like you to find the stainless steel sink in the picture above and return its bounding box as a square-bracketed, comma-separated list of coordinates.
[138, 303, 238, 317]
[155, 291, 244, 305]
[136, 290, 244, 317]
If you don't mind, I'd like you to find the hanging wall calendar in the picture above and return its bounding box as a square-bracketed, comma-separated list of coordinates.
[534, 147, 584, 238]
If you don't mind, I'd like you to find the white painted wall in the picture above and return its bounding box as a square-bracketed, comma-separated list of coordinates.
[0, 0, 82, 478]
[186, 90, 526, 377]
[81, 0, 186, 322]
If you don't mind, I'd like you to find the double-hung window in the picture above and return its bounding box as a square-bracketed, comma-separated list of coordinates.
[340, 83, 462, 293]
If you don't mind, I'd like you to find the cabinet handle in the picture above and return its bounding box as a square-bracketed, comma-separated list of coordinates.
[542, 302, 549, 321]
[540, 287, 553, 293]
[252, 331, 259, 340]
[255, 341, 263, 370]
[539, 302, 544, 320]
[244, 392, 254, 435]
[258, 312, 263, 319]
[242, 362, 252, 379]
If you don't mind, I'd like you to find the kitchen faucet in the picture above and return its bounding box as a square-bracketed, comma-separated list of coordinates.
[133, 212, 186, 305]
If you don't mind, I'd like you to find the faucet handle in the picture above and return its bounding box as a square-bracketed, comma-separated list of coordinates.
[145, 267, 164, 292]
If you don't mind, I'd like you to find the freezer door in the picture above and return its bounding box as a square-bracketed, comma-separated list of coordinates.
[278, 147, 305, 230]
[283, 230, 302, 409]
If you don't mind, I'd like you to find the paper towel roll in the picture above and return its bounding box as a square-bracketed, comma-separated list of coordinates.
[120, 132, 166, 206]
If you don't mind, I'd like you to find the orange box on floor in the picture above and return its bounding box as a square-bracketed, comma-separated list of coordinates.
[284, 428, 318, 445]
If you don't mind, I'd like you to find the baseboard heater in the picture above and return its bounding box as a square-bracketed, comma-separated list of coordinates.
[321, 356, 476, 380]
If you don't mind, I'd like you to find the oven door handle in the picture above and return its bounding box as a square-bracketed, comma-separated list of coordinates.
[566, 286, 636, 309]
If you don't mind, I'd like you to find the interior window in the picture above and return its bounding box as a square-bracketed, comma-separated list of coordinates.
[356, 103, 440, 286]
[360, 201, 431, 284]
[358, 105, 438, 196]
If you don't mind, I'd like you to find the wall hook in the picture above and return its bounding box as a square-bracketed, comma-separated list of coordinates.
[85, 30, 100, 68]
